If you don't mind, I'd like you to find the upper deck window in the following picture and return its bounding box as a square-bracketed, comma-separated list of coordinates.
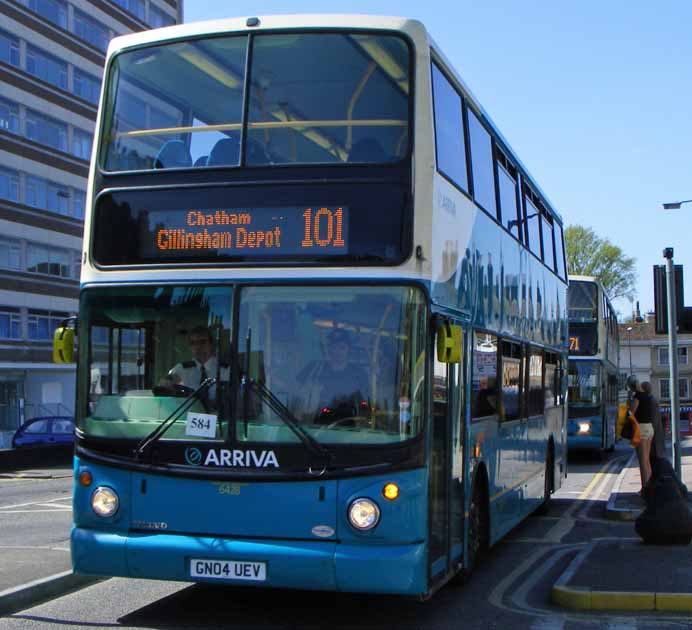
[467, 108, 497, 219]
[101, 32, 410, 172]
[568, 280, 598, 321]
[432, 64, 468, 192]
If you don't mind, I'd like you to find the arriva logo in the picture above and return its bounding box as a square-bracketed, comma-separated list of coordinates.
[185, 447, 203, 466]
[184, 447, 279, 468]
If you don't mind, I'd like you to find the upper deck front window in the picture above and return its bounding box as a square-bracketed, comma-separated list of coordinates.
[568, 280, 598, 321]
[101, 31, 411, 171]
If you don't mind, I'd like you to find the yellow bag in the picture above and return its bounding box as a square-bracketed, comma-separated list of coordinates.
[617, 402, 629, 438]
[628, 413, 641, 448]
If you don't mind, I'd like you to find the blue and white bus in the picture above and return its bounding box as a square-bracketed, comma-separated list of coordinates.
[57, 14, 568, 598]
[567, 276, 619, 453]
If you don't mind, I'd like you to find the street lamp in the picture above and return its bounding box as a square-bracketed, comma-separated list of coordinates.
[626, 326, 633, 375]
[662, 199, 692, 210]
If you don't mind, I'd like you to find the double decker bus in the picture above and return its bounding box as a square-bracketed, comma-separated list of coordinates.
[567, 276, 619, 453]
[56, 15, 569, 598]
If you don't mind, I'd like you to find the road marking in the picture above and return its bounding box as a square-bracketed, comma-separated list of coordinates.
[0, 544, 70, 551]
[0, 496, 71, 511]
[0, 508, 72, 513]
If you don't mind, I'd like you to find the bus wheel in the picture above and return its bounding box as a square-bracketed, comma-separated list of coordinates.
[451, 479, 487, 586]
[536, 449, 554, 515]
[466, 480, 488, 572]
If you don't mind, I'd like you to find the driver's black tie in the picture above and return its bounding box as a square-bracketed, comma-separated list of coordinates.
[200, 363, 207, 384]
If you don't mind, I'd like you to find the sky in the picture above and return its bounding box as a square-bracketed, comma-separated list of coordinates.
[183, 1, 692, 318]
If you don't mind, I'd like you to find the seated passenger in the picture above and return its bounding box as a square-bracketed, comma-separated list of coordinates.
[298, 328, 368, 425]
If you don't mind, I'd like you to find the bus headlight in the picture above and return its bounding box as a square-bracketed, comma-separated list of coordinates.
[578, 422, 591, 435]
[91, 486, 119, 517]
[348, 498, 381, 531]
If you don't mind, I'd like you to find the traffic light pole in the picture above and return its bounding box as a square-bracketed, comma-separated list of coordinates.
[664, 247, 682, 477]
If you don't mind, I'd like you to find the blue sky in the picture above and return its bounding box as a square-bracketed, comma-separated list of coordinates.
[184, 1, 692, 318]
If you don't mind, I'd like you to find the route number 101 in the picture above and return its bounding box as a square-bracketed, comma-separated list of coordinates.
[301, 208, 345, 248]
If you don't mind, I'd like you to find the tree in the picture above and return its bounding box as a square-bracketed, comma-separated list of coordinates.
[564, 225, 637, 301]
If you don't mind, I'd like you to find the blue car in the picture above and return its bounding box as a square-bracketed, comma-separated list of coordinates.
[11, 416, 75, 449]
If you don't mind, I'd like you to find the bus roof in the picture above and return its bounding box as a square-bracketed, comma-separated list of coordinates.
[104, 13, 564, 225]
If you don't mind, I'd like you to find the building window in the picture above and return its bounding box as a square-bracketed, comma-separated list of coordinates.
[659, 346, 689, 366]
[26, 110, 68, 152]
[681, 378, 689, 400]
[73, 9, 110, 52]
[73, 69, 101, 105]
[148, 4, 175, 27]
[113, 0, 145, 20]
[23, 0, 68, 29]
[26, 243, 72, 278]
[660, 379, 670, 399]
[0, 168, 19, 202]
[26, 45, 68, 90]
[0, 29, 20, 67]
[28, 309, 69, 340]
[73, 190, 86, 219]
[26, 176, 69, 215]
[0, 307, 21, 339]
[0, 237, 21, 270]
[0, 97, 20, 134]
[72, 128, 93, 160]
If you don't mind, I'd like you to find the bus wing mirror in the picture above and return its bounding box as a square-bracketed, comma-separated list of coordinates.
[53, 317, 77, 364]
[436, 321, 462, 363]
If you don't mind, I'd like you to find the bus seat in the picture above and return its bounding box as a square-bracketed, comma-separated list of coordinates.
[91, 396, 128, 420]
[349, 138, 387, 163]
[246, 138, 272, 165]
[193, 155, 208, 167]
[153, 140, 192, 169]
[207, 137, 240, 166]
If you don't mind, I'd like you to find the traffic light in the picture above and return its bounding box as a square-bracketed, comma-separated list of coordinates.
[654, 264, 692, 334]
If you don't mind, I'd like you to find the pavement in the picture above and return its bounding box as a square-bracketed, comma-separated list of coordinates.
[553, 436, 692, 612]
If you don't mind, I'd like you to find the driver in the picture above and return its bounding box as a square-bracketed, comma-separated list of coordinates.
[163, 326, 228, 390]
[298, 328, 368, 425]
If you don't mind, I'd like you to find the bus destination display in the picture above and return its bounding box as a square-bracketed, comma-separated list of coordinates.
[146, 206, 348, 257]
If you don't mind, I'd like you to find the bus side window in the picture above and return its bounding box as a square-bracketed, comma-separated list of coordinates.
[471, 331, 498, 420]
[500, 340, 522, 421]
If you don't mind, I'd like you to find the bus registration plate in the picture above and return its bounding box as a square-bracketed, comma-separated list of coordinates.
[190, 559, 266, 581]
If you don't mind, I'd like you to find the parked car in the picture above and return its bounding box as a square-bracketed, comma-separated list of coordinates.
[11, 416, 75, 449]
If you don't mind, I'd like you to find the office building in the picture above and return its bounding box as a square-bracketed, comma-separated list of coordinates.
[0, 0, 183, 446]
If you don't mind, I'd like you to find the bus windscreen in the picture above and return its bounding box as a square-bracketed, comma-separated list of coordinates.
[100, 32, 410, 170]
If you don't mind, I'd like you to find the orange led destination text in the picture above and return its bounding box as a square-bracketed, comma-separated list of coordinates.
[156, 209, 281, 251]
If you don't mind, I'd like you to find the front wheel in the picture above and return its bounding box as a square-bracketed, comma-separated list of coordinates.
[536, 449, 554, 515]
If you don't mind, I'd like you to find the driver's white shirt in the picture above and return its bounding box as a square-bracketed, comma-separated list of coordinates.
[168, 356, 229, 389]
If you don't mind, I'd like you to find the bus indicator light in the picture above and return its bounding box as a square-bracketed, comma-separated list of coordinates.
[383, 483, 400, 501]
[79, 470, 93, 487]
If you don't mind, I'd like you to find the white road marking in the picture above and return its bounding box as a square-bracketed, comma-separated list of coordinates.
[0, 496, 70, 511]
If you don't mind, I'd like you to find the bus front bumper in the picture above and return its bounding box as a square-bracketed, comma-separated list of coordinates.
[71, 527, 427, 595]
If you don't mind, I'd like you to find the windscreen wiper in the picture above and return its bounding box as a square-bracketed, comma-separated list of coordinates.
[241, 374, 333, 466]
[133, 378, 216, 462]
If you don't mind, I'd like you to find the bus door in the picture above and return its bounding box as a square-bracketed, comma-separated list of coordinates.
[429, 320, 465, 586]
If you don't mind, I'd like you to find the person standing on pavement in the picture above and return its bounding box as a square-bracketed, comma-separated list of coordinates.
[628, 378, 655, 490]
